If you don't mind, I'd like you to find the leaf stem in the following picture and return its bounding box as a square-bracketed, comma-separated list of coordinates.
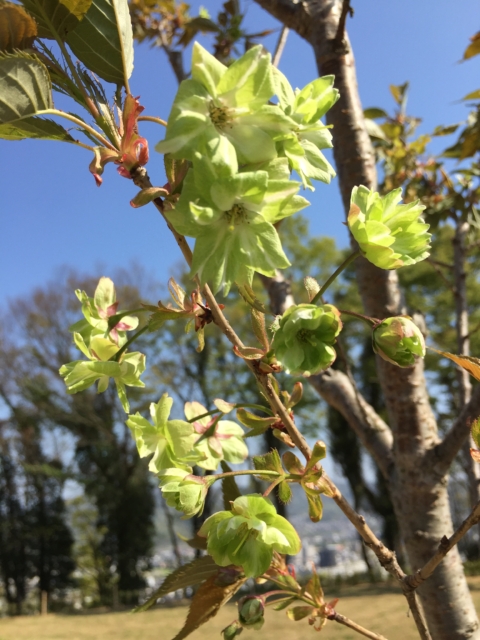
[138, 115, 168, 127]
[212, 470, 282, 482]
[110, 325, 149, 362]
[42, 110, 117, 150]
[337, 308, 379, 326]
[187, 403, 273, 423]
[311, 250, 360, 304]
[263, 476, 284, 497]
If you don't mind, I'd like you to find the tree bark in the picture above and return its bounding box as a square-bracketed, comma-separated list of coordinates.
[254, 1, 480, 636]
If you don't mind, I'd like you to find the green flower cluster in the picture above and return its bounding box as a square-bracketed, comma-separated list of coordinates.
[157, 43, 339, 295]
[59, 277, 145, 413]
[348, 185, 431, 270]
[372, 316, 426, 367]
[199, 495, 301, 578]
[271, 304, 342, 376]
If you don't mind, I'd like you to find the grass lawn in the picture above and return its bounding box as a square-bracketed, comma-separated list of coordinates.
[1, 577, 479, 640]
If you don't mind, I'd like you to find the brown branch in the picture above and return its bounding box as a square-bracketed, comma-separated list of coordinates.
[403, 592, 432, 640]
[404, 498, 480, 591]
[329, 610, 388, 640]
[432, 383, 480, 473]
[272, 26, 289, 67]
[332, 0, 353, 48]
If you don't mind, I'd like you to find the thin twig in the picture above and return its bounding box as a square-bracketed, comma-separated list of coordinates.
[404, 498, 480, 590]
[138, 115, 168, 127]
[272, 26, 289, 67]
[329, 610, 388, 640]
[426, 258, 456, 296]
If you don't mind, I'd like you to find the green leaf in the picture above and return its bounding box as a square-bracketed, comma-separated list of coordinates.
[253, 449, 283, 476]
[65, 0, 133, 86]
[0, 116, 74, 140]
[172, 571, 247, 640]
[251, 309, 269, 351]
[286, 605, 313, 621]
[389, 82, 409, 107]
[364, 117, 389, 141]
[133, 556, 219, 613]
[363, 107, 388, 120]
[277, 480, 292, 504]
[432, 124, 459, 137]
[236, 408, 277, 430]
[220, 461, 242, 509]
[304, 276, 320, 302]
[0, 53, 52, 124]
[21, 0, 92, 39]
[0, 3, 37, 50]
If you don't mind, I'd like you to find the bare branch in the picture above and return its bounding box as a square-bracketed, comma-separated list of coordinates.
[309, 368, 394, 479]
[402, 592, 432, 640]
[329, 610, 389, 640]
[332, 0, 353, 48]
[272, 26, 289, 67]
[432, 383, 480, 473]
[404, 498, 480, 591]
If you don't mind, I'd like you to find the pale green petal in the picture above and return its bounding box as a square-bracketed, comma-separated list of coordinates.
[191, 42, 226, 97]
[94, 276, 116, 312]
[226, 124, 276, 164]
[217, 45, 274, 111]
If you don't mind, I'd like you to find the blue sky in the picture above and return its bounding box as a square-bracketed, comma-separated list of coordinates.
[1, 0, 479, 304]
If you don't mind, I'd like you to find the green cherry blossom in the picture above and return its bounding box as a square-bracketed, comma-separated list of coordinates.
[156, 43, 294, 165]
[348, 185, 431, 270]
[273, 68, 339, 189]
[185, 401, 248, 470]
[158, 468, 214, 519]
[372, 316, 426, 368]
[166, 155, 308, 294]
[271, 304, 342, 376]
[126, 394, 199, 473]
[198, 495, 301, 578]
[59, 333, 145, 413]
[70, 276, 139, 346]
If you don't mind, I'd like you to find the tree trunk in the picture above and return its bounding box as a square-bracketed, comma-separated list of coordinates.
[253, 1, 480, 636]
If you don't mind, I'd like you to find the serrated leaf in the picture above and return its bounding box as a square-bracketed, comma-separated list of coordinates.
[220, 461, 241, 509]
[21, 0, 92, 40]
[172, 572, 247, 640]
[0, 115, 74, 140]
[0, 53, 52, 124]
[277, 480, 292, 504]
[282, 451, 304, 475]
[0, 3, 37, 51]
[65, 0, 133, 86]
[237, 283, 267, 313]
[471, 417, 480, 450]
[233, 345, 266, 360]
[133, 556, 219, 613]
[148, 308, 184, 332]
[430, 348, 480, 381]
[130, 186, 168, 208]
[177, 531, 208, 551]
[306, 493, 323, 522]
[304, 276, 320, 302]
[253, 449, 283, 475]
[251, 308, 269, 351]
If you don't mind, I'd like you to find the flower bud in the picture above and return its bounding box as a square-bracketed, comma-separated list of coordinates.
[348, 185, 431, 270]
[222, 621, 243, 640]
[271, 304, 342, 376]
[372, 317, 426, 368]
[159, 470, 213, 519]
[238, 596, 265, 630]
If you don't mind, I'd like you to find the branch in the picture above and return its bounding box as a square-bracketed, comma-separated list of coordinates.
[332, 0, 353, 48]
[253, 0, 313, 41]
[272, 26, 289, 67]
[404, 498, 480, 591]
[309, 368, 393, 480]
[432, 383, 480, 473]
[328, 610, 388, 640]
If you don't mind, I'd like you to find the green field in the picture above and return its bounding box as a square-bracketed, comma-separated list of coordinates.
[1, 578, 480, 640]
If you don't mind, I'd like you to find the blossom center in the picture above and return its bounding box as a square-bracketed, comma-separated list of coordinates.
[225, 203, 248, 227]
[209, 101, 233, 130]
[297, 328, 316, 345]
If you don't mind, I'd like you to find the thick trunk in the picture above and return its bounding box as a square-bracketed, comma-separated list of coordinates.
[253, 0, 480, 636]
